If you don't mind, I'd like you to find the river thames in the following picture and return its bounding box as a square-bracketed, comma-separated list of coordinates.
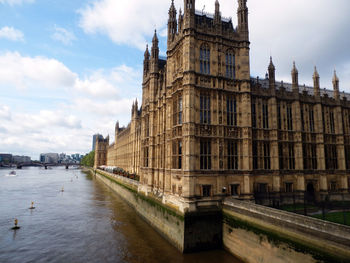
[0, 167, 241, 263]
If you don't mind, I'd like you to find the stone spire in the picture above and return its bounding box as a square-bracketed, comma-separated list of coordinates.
[143, 44, 150, 76]
[291, 61, 299, 92]
[237, 0, 249, 40]
[332, 70, 340, 100]
[178, 8, 183, 32]
[268, 56, 275, 87]
[313, 66, 320, 97]
[214, 0, 221, 25]
[168, 0, 177, 43]
[151, 30, 159, 73]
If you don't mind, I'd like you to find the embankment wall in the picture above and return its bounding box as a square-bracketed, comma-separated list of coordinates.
[223, 198, 350, 263]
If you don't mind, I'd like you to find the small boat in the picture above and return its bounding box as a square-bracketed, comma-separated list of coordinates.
[6, 171, 17, 177]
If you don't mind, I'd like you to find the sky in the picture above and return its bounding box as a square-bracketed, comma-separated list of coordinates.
[0, 0, 349, 160]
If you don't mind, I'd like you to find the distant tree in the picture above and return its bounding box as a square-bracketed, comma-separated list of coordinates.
[81, 151, 95, 167]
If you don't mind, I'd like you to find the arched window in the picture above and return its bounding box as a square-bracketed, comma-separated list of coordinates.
[200, 44, 210, 75]
[226, 51, 235, 79]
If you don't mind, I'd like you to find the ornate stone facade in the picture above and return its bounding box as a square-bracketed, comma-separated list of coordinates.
[95, 0, 350, 212]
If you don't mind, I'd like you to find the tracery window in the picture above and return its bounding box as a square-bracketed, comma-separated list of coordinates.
[172, 140, 182, 169]
[225, 51, 235, 79]
[325, 144, 338, 170]
[287, 104, 293, 131]
[308, 105, 315, 132]
[227, 140, 238, 170]
[173, 94, 183, 126]
[144, 147, 149, 167]
[303, 144, 317, 170]
[227, 96, 237, 126]
[252, 101, 256, 128]
[200, 140, 211, 170]
[200, 44, 210, 75]
[200, 93, 211, 124]
[263, 142, 271, 170]
[262, 102, 269, 129]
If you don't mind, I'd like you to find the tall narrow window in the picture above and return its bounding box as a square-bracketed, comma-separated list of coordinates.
[279, 143, 284, 170]
[288, 144, 295, 170]
[200, 93, 211, 124]
[309, 106, 315, 132]
[200, 45, 210, 75]
[277, 103, 282, 130]
[227, 96, 237, 126]
[300, 106, 304, 132]
[287, 104, 293, 131]
[325, 145, 338, 170]
[200, 140, 211, 170]
[263, 142, 271, 170]
[173, 95, 183, 125]
[252, 101, 256, 128]
[144, 147, 149, 167]
[226, 51, 235, 79]
[252, 141, 258, 169]
[227, 140, 238, 170]
[345, 145, 350, 170]
[172, 140, 182, 169]
[262, 102, 269, 129]
[145, 115, 150, 137]
[330, 110, 335, 134]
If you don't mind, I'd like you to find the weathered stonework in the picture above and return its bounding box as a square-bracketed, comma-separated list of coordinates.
[95, 0, 350, 211]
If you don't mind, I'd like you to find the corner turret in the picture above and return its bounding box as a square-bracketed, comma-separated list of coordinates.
[151, 30, 159, 73]
[214, 0, 221, 26]
[168, 0, 177, 44]
[237, 0, 249, 40]
[143, 44, 150, 77]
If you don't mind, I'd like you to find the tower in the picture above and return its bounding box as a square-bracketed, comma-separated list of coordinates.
[237, 0, 249, 40]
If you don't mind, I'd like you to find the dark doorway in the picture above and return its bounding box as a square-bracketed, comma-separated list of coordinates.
[306, 182, 315, 203]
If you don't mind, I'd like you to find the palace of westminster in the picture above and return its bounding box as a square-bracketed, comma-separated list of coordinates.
[95, 0, 350, 212]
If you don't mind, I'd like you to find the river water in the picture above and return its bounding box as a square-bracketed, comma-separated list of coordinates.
[0, 167, 241, 263]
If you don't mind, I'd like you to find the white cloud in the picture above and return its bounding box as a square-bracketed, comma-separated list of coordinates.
[51, 26, 77, 45]
[78, 0, 169, 50]
[0, 51, 76, 90]
[0, 51, 141, 157]
[0, 0, 34, 5]
[0, 105, 11, 120]
[0, 26, 24, 42]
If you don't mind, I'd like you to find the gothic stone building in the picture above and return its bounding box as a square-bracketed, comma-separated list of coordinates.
[95, 0, 350, 212]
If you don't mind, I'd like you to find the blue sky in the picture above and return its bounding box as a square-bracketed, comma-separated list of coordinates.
[0, 0, 350, 159]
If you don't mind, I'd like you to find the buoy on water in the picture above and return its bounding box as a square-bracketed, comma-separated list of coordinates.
[29, 201, 35, 210]
[11, 219, 20, 230]
[61, 187, 64, 192]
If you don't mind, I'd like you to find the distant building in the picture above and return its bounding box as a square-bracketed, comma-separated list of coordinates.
[92, 134, 103, 151]
[12, 155, 31, 163]
[0, 154, 12, 164]
[40, 153, 59, 164]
